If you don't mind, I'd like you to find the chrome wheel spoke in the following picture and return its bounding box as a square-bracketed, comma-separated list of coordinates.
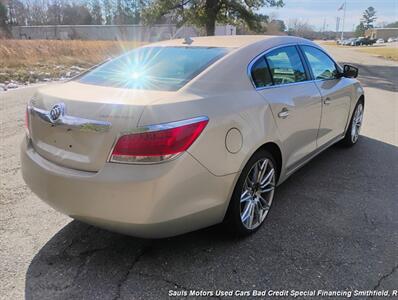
[246, 177, 254, 189]
[251, 164, 259, 183]
[243, 178, 253, 193]
[257, 195, 269, 211]
[259, 185, 275, 193]
[351, 104, 363, 143]
[247, 165, 258, 188]
[260, 168, 275, 188]
[241, 202, 252, 223]
[257, 159, 268, 183]
[240, 190, 252, 203]
[247, 203, 255, 228]
[255, 200, 263, 222]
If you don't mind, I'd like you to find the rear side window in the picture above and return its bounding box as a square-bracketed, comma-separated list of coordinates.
[301, 46, 338, 80]
[265, 46, 307, 85]
[250, 58, 273, 88]
[77, 47, 229, 91]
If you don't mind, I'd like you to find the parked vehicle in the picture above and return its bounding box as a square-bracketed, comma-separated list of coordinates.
[21, 36, 364, 238]
[387, 37, 397, 43]
[376, 38, 385, 44]
[350, 37, 362, 46]
[352, 37, 376, 46]
[341, 38, 356, 46]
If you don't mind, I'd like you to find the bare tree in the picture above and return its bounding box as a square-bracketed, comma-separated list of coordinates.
[102, 0, 114, 24]
[25, 0, 49, 25]
[47, 0, 64, 25]
[7, 0, 27, 25]
[0, 1, 9, 35]
[90, 0, 103, 24]
[62, 3, 92, 25]
[287, 18, 316, 39]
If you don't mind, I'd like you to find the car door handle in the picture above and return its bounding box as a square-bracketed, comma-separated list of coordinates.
[323, 97, 332, 105]
[278, 108, 289, 119]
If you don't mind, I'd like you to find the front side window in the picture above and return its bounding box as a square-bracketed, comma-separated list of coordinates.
[77, 47, 229, 91]
[250, 57, 273, 88]
[301, 46, 338, 80]
[265, 46, 307, 85]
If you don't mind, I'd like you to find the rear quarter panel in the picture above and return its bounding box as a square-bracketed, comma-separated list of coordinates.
[138, 90, 282, 177]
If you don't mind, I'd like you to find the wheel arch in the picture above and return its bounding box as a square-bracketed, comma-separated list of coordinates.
[358, 94, 365, 105]
[255, 142, 283, 183]
[348, 94, 365, 127]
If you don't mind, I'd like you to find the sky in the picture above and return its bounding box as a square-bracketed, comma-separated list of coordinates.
[260, 0, 398, 32]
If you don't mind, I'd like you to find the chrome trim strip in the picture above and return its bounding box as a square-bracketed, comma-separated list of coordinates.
[108, 116, 209, 165]
[120, 115, 209, 135]
[254, 80, 314, 91]
[29, 106, 112, 133]
[108, 152, 184, 165]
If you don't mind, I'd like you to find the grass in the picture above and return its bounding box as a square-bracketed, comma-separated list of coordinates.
[0, 39, 144, 67]
[356, 47, 398, 61]
[0, 39, 145, 84]
[318, 40, 398, 61]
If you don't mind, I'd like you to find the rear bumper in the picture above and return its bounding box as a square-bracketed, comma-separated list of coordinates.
[21, 138, 236, 238]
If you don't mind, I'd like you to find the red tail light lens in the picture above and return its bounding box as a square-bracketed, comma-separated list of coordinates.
[110, 116, 208, 163]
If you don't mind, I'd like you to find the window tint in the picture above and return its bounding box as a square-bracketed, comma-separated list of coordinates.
[77, 47, 229, 91]
[301, 46, 338, 80]
[265, 46, 307, 85]
[250, 57, 273, 88]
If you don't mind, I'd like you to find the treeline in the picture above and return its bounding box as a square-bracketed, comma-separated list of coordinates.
[0, 0, 288, 36]
[1, 0, 147, 26]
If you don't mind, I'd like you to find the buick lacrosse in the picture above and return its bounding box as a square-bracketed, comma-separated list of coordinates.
[21, 36, 364, 238]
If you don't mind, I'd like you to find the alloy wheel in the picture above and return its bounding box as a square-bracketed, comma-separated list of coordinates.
[240, 158, 276, 230]
[351, 103, 364, 143]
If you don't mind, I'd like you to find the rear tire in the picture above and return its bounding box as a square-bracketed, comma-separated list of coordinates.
[224, 150, 278, 236]
[341, 100, 364, 147]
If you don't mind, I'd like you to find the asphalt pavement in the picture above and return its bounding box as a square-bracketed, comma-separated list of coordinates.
[0, 45, 397, 300]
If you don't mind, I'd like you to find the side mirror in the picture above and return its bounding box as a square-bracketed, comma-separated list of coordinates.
[342, 64, 358, 78]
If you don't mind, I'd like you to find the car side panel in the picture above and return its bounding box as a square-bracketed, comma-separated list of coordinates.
[315, 78, 353, 147]
[257, 82, 322, 173]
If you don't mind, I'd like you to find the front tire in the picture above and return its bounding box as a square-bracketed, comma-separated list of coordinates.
[341, 100, 364, 146]
[224, 150, 277, 236]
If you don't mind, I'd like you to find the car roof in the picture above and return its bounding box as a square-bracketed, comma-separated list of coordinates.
[147, 35, 283, 49]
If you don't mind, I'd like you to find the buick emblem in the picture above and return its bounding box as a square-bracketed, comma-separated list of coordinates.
[49, 103, 65, 122]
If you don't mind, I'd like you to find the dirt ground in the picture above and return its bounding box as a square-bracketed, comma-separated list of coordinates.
[0, 43, 397, 299]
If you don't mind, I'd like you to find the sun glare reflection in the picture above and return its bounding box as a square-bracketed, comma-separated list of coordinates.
[80, 45, 228, 125]
[78, 46, 228, 95]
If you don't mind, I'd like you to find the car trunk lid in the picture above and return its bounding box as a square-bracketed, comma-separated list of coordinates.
[28, 81, 174, 172]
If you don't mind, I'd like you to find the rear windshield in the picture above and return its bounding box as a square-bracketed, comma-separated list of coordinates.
[77, 46, 229, 91]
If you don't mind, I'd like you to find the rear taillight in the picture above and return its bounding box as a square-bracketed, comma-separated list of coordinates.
[109, 116, 208, 164]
